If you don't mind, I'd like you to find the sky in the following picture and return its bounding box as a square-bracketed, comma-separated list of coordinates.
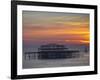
[22, 11, 90, 48]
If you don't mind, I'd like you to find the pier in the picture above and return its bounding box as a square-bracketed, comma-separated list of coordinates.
[24, 44, 79, 60]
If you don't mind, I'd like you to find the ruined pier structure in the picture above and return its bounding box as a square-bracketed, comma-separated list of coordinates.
[24, 44, 79, 60]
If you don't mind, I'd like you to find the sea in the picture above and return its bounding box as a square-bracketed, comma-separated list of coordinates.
[23, 52, 89, 69]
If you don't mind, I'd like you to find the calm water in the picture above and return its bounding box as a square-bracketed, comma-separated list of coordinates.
[23, 52, 89, 69]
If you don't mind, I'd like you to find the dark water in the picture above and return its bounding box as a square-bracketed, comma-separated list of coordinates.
[23, 52, 89, 69]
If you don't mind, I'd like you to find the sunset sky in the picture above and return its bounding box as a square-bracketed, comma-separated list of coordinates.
[22, 11, 90, 47]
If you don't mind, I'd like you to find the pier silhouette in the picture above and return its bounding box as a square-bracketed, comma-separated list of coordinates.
[24, 44, 79, 60]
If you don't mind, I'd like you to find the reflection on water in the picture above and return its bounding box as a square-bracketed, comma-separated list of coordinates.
[23, 52, 89, 69]
[23, 44, 89, 69]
